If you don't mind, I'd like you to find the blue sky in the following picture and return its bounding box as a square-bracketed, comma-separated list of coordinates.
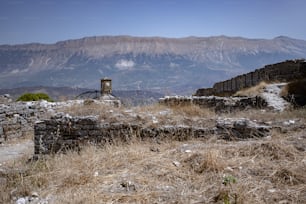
[0, 0, 305, 44]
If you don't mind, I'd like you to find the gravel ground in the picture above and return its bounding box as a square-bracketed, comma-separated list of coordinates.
[0, 140, 33, 165]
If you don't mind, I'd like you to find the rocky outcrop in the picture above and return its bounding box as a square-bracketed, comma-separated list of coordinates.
[195, 59, 306, 96]
[0, 94, 12, 104]
[34, 114, 272, 155]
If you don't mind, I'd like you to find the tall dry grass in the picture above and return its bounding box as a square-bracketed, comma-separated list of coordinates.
[1, 126, 306, 203]
[234, 82, 268, 97]
[2, 100, 306, 203]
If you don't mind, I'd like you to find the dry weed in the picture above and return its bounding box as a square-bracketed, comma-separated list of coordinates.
[182, 150, 225, 173]
[234, 81, 268, 97]
[1, 132, 306, 203]
[1, 103, 306, 203]
[228, 107, 306, 122]
[170, 104, 216, 118]
[61, 102, 117, 118]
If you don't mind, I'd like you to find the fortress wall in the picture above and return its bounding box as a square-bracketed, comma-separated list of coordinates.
[195, 59, 306, 96]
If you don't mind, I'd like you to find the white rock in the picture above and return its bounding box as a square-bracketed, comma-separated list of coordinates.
[268, 189, 276, 193]
[261, 83, 290, 112]
[172, 161, 181, 167]
[289, 120, 295, 124]
[152, 116, 158, 124]
[65, 114, 72, 119]
[39, 100, 49, 108]
[16, 197, 27, 204]
[159, 110, 171, 115]
[31, 191, 39, 197]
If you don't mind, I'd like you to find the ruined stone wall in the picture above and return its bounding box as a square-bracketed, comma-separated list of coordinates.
[159, 96, 267, 113]
[34, 114, 213, 154]
[0, 102, 47, 143]
[0, 99, 121, 143]
[34, 114, 271, 155]
[195, 59, 306, 96]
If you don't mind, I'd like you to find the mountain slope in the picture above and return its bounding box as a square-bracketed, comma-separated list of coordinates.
[0, 36, 305, 94]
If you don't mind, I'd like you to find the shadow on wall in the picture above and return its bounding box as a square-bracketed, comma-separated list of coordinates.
[284, 79, 306, 106]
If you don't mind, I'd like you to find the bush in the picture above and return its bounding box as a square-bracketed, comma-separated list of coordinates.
[17, 93, 53, 102]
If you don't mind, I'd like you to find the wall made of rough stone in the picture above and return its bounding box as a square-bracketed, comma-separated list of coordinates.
[195, 59, 306, 96]
[0, 99, 121, 143]
[34, 114, 214, 154]
[159, 96, 267, 113]
[0, 103, 46, 143]
[34, 115, 271, 155]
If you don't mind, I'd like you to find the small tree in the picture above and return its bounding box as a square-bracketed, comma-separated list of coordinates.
[17, 93, 53, 102]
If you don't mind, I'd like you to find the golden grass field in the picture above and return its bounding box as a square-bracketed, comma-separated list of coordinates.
[1, 103, 306, 204]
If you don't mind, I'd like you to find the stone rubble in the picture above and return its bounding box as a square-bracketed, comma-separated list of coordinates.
[261, 83, 291, 111]
[15, 192, 51, 204]
[215, 118, 271, 139]
[0, 94, 13, 104]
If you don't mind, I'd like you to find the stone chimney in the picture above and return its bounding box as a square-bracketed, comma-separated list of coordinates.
[101, 78, 112, 95]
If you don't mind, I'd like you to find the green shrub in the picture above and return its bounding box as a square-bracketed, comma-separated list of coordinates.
[17, 93, 53, 102]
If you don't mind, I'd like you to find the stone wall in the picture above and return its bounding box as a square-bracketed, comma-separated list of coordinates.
[0, 102, 47, 143]
[0, 99, 120, 143]
[195, 59, 306, 96]
[34, 114, 271, 155]
[159, 96, 267, 113]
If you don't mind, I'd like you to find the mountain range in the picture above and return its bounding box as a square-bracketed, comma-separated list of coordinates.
[1, 35, 306, 94]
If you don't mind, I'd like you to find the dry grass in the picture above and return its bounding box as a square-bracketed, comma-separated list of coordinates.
[226, 106, 306, 121]
[61, 102, 216, 128]
[234, 82, 268, 97]
[1, 103, 306, 203]
[1, 126, 306, 203]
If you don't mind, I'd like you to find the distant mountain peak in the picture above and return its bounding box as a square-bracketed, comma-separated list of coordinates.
[274, 35, 291, 39]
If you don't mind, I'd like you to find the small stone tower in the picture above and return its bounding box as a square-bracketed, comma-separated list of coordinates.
[101, 78, 112, 95]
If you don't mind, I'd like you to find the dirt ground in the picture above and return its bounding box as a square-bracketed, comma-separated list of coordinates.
[0, 140, 33, 165]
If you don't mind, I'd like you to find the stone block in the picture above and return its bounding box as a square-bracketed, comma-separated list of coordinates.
[215, 118, 271, 140]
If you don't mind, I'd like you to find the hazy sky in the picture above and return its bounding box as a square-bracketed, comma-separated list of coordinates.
[0, 0, 305, 44]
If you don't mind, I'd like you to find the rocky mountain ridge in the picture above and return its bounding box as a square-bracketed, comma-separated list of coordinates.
[1, 35, 306, 94]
